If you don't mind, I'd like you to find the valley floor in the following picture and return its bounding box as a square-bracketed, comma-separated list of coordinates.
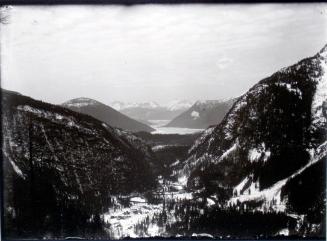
[99, 140, 327, 239]
[102, 177, 194, 239]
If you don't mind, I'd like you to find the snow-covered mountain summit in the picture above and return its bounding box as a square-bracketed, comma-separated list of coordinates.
[165, 100, 194, 111]
[62, 97, 100, 108]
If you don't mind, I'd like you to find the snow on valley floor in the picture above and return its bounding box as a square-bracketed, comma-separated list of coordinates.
[101, 121, 203, 238]
[103, 200, 163, 238]
[102, 178, 193, 239]
[150, 120, 204, 135]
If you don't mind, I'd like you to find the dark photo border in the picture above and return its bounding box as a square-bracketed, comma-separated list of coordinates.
[1, 1, 326, 241]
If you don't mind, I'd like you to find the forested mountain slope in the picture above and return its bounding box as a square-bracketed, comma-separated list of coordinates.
[2, 89, 157, 238]
[63, 98, 154, 132]
[180, 45, 327, 235]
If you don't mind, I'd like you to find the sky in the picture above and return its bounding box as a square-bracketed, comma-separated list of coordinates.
[1, 4, 327, 106]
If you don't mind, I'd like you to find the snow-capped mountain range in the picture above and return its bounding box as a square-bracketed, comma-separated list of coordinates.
[63, 99, 194, 123]
[110, 100, 193, 112]
[110, 101, 161, 111]
[165, 100, 195, 111]
[111, 100, 194, 122]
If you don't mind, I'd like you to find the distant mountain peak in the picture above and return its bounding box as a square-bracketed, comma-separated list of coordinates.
[166, 98, 236, 129]
[62, 97, 154, 132]
[62, 97, 100, 107]
[110, 101, 161, 111]
[165, 100, 193, 111]
[193, 98, 234, 106]
[194, 100, 221, 106]
[110, 100, 192, 112]
[193, 99, 234, 109]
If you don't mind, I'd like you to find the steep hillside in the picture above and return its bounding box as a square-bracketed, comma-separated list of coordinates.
[2, 90, 157, 238]
[165, 99, 235, 129]
[62, 98, 154, 133]
[181, 45, 327, 235]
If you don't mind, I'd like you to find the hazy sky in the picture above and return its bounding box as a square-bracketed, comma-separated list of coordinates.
[1, 4, 327, 105]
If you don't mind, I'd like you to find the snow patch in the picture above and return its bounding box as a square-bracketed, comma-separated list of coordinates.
[103, 201, 163, 239]
[277, 228, 289, 236]
[311, 57, 327, 129]
[192, 233, 214, 238]
[248, 143, 271, 163]
[275, 82, 302, 99]
[17, 105, 42, 114]
[229, 141, 327, 212]
[170, 160, 180, 167]
[2, 139, 26, 179]
[248, 149, 262, 162]
[147, 224, 160, 237]
[63, 98, 98, 107]
[9, 159, 24, 178]
[206, 198, 216, 207]
[152, 145, 172, 151]
[217, 140, 238, 162]
[130, 197, 146, 203]
[233, 177, 250, 196]
[178, 175, 188, 187]
[17, 105, 93, 134]
[191, 111, 200, 120]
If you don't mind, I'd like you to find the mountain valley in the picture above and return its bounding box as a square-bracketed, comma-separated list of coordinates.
[2, 45, 327, 239]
